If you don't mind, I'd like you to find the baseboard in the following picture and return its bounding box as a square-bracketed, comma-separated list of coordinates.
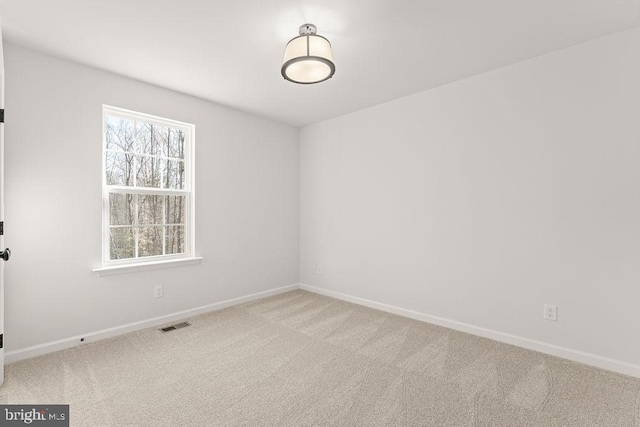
[11, 282, 639, 378]
[4, 283, 300, 364]
[300, 283, 640, 378]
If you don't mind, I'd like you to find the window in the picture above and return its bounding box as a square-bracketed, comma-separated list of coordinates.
[101, 106, 195, 266]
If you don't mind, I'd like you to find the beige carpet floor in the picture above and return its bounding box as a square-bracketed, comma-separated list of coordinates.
[1, 289, 639, 426]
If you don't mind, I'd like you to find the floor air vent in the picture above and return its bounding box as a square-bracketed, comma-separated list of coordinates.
[160, 321, 191, 333]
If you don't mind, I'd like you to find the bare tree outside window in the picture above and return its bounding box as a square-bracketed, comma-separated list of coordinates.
[102, 107, 193, 263]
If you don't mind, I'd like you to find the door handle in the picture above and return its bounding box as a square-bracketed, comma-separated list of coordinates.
[0, 248, 10, 261]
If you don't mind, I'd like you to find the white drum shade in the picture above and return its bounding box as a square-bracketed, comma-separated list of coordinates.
[282, 25, 335, 84]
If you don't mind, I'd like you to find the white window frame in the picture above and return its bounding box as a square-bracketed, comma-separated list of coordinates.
[100, 105, 196, 268]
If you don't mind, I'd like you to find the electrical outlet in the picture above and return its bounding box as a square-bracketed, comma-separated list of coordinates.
[317, 265, 323, 274]
[154, 285, 164, 299]
[544, 304, 557, 321]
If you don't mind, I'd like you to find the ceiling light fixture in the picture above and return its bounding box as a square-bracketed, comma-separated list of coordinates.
[281, 24, 335, 84]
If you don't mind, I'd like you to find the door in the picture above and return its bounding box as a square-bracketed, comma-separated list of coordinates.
[0, 21, 6, 385]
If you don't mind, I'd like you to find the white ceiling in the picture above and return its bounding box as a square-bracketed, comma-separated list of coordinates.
[2, 1, 639, 127]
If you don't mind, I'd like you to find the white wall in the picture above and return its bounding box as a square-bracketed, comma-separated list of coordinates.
[300, 28, 640, 369]
[3, 43, 299, 352]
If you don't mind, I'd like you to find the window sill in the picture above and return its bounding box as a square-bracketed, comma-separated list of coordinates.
[93, 257, 203, 277]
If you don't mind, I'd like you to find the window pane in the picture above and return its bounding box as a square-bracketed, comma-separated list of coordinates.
[138, 226, 163, 257]
[109, 193, 134, 226]
[163, 159, 185, 189]
[165, 195, 186, 225]
[165, 225, 185, 255]
[106, 151, 135, 186]
[168, 128, 185, 159]
[110, 227, 135, 260]
[136, 121, 164, 156]
[158, 126, 171, 158]
[138, 195, 163, 226]
[105, 116, 135, 152]
[135, 155, 162, 188]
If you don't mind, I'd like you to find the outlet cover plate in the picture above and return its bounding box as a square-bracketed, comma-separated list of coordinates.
[154, 285, 164, 298]
[544, 304, 557, 321]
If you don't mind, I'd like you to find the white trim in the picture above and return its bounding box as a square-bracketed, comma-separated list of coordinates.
[5, 283, 299, 364]
[103, 104, 194, 130]
[105, 186, 189, 196]
[299, 284, 640, 378]
[93, 256, 203, 276]
[10, 281, 637, 378]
